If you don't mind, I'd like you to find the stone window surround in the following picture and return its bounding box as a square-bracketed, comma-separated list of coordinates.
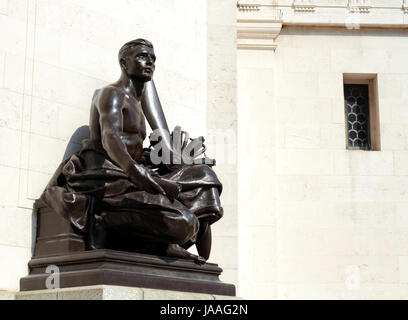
[343, 73, 381, 151]
[237, 0, 408, 50]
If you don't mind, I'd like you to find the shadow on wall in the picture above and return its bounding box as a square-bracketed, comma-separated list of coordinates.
[62, 89, 100, 161]
[62, 125, 90, 161]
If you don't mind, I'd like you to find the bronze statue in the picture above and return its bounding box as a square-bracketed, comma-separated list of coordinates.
[39, 39, 223, 264]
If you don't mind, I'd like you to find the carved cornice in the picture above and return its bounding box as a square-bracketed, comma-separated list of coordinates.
[237, 16, 283, 51]
[237, 0, 260, 12]
[293, 0, 316, 13]
[348, 0, 371, 13]
[236, 0, 408, 51]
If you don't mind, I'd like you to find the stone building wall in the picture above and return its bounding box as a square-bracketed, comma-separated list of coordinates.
[206, 0, 238, 287]
[0, 0, 238, 292]
[237, 0, 408, 299]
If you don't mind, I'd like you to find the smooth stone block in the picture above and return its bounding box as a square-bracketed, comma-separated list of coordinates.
[0, 291, 16, 300]
[14, 285, 242, 300]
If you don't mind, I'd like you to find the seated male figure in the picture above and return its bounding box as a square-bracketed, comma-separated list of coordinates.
[40, 39, 223, 263]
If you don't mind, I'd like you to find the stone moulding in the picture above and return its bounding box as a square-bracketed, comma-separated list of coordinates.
[237, 0, 260, 12]
[293, 0, 316, 13]
[347, 0, 371, 13]
[237, 5, 283, 51]
[237, 18, 283, 51]
[236, 0, 408, 51]
[348, 6, 371, 14]
[293, 6, 316, 13]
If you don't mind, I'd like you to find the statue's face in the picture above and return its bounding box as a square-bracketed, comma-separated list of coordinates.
[123, 45, 156, 82]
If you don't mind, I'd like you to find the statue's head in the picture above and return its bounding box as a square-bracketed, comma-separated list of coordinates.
[118, 39, 155, 82]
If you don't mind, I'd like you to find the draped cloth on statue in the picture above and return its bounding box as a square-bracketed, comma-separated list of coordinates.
[39, 139, 223, 246]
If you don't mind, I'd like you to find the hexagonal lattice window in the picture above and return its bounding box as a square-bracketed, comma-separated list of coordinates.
[344, 84, 370, 150]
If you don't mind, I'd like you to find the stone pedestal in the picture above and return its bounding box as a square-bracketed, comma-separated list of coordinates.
[20, 249, 235, 296]
[0, 291, 15, 300]
[14, 285, 241, 300]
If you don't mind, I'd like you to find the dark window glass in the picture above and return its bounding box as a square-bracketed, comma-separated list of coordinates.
[344, 84, 370, 150]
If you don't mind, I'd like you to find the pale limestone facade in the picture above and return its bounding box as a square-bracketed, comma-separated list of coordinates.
[1, 0, 408, 300]
[238, 0, 408, 299]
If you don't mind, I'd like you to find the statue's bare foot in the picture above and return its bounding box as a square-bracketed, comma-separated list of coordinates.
[166, 244, 206, 264]
[87, 214, 107, 250]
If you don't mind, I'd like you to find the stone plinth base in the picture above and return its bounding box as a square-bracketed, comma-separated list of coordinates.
[20, 249, 235, 296]
[13, 285, 241, 300]
[0, 291, 15, 300]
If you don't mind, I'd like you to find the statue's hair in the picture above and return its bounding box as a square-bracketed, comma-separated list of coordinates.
[118, 39, 153, 66]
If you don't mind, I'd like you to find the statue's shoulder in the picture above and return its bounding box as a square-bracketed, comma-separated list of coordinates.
[95, 85, 126, 112]
[98, 85, 126, 100]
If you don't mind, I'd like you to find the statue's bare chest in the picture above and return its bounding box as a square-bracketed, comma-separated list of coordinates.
[121, 97, 146, 137]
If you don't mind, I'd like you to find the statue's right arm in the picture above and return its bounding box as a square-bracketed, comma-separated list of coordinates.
[96, 87, 166, 195]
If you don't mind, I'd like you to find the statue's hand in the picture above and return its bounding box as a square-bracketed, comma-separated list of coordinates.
[129, 163, 166, 196]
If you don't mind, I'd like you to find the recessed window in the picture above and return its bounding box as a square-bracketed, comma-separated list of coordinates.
[343, 74, 380, 151]
[344, 84, 370, 150]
